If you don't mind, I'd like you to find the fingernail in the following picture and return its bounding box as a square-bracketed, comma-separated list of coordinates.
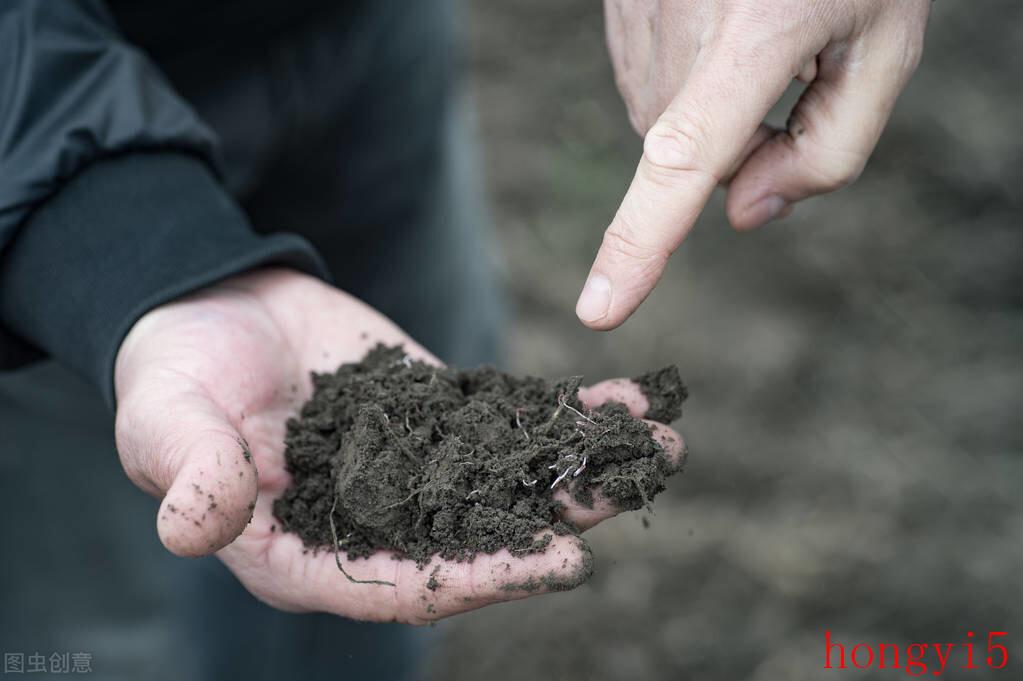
[747, 195, 789, 227]
[576, 274, 612, 322]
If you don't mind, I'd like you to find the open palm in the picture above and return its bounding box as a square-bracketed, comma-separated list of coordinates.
[112, 268, 684, 624]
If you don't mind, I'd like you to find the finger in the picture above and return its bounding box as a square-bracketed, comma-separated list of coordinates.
[576, 36, 798, 330]
[726, 30, 926, 230]
[555, 422, 686, 531]
[232, 530, 593, 624]
[720, 123, 776, 186]
[409, 534, 593, 623]
[795, 56, 818, 84]
[578, 378, 650, 418]
[604, 0, 653, 135]
[115, 386, 258, 557]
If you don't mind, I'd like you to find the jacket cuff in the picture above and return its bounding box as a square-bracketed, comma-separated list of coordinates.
[0, 152, 328, 407]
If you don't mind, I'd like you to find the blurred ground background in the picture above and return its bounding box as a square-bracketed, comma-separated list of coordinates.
[430, 1, 1023, 679]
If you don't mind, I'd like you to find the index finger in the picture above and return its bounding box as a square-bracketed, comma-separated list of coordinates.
[576, 35, 799, 330]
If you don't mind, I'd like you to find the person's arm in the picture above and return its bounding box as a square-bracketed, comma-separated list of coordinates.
[0, 1, 688, 623]
[0, 0, 325, 403]
[576, 0, 931, 329]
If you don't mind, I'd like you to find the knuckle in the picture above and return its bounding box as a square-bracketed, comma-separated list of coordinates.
[805, 147, 865, 191]
[785, 108, 866, 191]
[602, 218, 669, 263]
[894, 0, 931, 59]
[716, 6, 805, 70]
[642, 111, 712, 177]
[899, 32, 926, 74]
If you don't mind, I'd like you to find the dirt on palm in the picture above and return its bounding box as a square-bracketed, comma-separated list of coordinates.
[272, 345, 686, 565]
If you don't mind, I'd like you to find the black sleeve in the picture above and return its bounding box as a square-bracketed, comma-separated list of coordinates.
[0, 1, 328, 406]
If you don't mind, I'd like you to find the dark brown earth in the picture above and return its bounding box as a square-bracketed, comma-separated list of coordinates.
[272, 345, 686, 565]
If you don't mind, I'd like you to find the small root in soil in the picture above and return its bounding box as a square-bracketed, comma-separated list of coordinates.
[328, 494, 396, 587]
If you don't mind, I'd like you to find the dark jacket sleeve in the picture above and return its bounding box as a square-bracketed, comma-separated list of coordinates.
[0, 0, 327, 406]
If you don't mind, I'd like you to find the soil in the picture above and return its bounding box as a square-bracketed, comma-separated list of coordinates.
[272, 344, 686, 565]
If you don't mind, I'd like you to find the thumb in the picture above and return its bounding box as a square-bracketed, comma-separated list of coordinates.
[115, 387, 258, 557]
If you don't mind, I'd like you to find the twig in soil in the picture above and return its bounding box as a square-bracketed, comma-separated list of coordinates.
[550, 454, 588, 489]
[381, 485, 432, 510]
[522, 479, 537, 487]
[560, 397, 596, 425]
[329, 495, 395, 587]
[549, 467, 573, 490]
[515, 408, 530, 441]
[465, 489, 482, 501]
[545, 392, 566, 426]
[546, 391, 597, 429]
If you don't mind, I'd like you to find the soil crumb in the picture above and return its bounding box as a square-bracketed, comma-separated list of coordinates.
[272, 345, 687, 565]
[634, 366, 687, 423]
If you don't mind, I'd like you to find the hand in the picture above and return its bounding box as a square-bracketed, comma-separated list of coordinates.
[113, 268, 684, 624]
[577, 0, 931, 329]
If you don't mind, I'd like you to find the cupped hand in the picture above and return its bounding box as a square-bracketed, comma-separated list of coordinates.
[578, 0, 931, 329]
[113, 268, 684, 624]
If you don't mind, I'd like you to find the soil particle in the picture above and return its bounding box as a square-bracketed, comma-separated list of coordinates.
[273, 345, 686, 565]
[426, 565, 442, 591]
[634, 366, 687, 423]
[238, 438, 253, 463]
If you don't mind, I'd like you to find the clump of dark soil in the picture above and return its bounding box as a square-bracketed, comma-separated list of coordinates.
[272, 345, 687, 567]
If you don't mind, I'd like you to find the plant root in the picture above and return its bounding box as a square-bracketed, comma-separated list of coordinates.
[329, 494, 396, 587]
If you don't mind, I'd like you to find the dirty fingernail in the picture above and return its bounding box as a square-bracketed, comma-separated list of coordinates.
[576, 274, 611, 322]
[746, 195, 789, 227]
